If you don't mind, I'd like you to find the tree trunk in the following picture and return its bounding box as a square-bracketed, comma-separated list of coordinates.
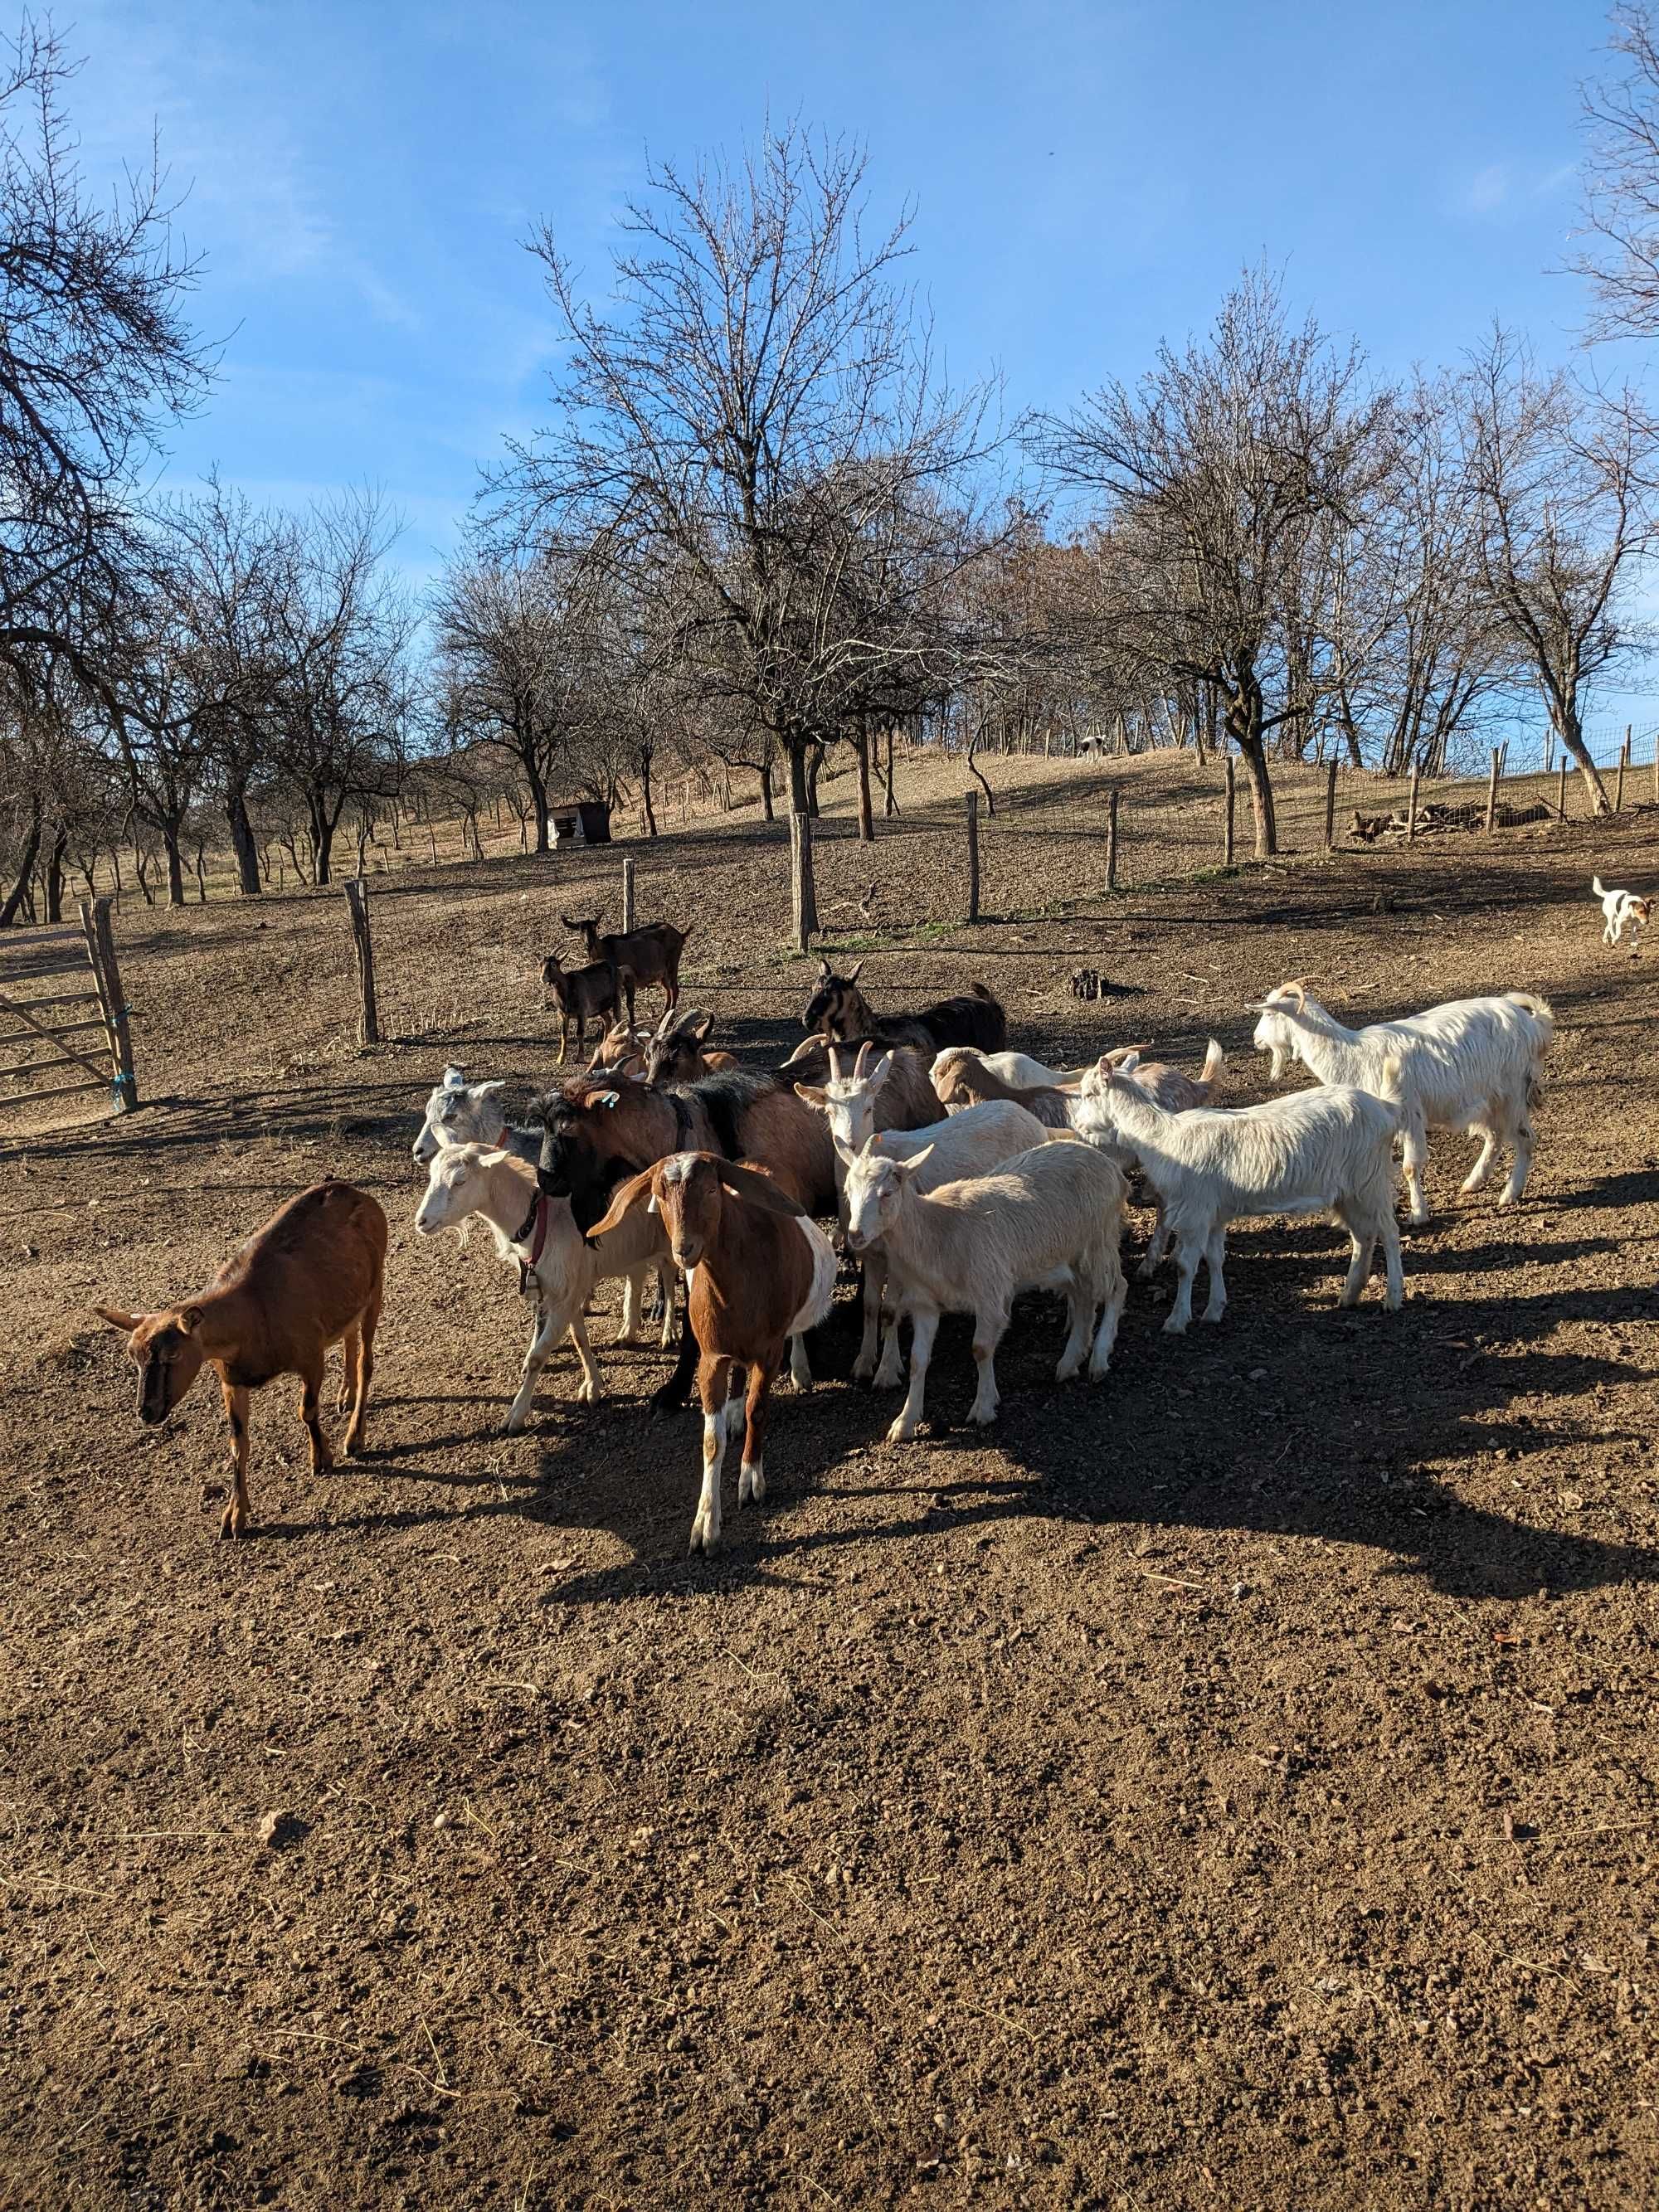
[43, 824, 67, 924]
[788, 738, 811, 817]
[1554, 703, 1611, 814]
[758, 757, 776, 821]
[1225, 676, 1278, 858]
[226, 779, 263, 895]
[163, 823, 187, 908]
[519, 752, 551, 854]
[312, 805, 335, 887]
[639, 747, 658, 838]
[854, 722, 874, 843]
[884, 726, 899, 816]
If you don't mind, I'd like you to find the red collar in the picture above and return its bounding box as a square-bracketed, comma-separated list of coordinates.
[513, 1193, 549, 1290]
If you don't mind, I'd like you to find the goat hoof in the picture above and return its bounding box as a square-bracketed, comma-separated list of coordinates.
[218, 1510, 246, 1540]
[884, 1419, 916, 1446]
[1161, 1315, 1190, 1336]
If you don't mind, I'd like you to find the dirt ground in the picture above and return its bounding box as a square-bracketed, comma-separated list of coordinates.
[3, 756, 1658, 2210]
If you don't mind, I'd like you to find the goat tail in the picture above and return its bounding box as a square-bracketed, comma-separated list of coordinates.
[1376, 1053, 1405, 1111]
[1199, 1038, 1225, 1086]
[1506, 990, 1556, 1050]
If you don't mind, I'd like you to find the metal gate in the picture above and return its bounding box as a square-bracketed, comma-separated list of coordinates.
[0, 896, 138, 1124]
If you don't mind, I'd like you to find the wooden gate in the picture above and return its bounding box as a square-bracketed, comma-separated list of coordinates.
[0, 895, 138, 1123]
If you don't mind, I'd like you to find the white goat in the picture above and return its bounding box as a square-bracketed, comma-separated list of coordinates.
[414, 1068, 670, 1341]
[932, 1047, 1097, 1090]
[1250, 980, 1553, 1224]
[794, 1044, 1048, 1384]
[415, 1143, 674, 1428]
[1094, 1055, 1404, 1331]
[1593, 875, 1650, 954]
[839, 1135, 1127, 1443]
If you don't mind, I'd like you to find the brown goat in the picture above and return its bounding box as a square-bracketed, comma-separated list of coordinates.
[644, 1009, 737, 1085]
[800, 960, 1007, 1055]
[930, 1048, 1076, 1129]
[562, 914, 690, 1024]
[542, 951, 620, 1064]
[589, 1153, 836, 1553]
[587, 1019, 649, 1079]
[95, 1181, 387, 1539]
[1082, 1038, 1225, 1111]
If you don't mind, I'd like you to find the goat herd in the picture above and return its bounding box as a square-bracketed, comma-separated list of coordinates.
[94, 895, 1565, 1554]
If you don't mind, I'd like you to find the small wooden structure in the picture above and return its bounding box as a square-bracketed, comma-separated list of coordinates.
[549, 800, 612, 848]
[0, 897, 138, 1125]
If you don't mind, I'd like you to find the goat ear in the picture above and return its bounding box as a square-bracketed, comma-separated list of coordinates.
[442, 1064, 466, 1089]
[476, 1081, 506, 1101]
[817, 957, 833, 978]
[830, 1130, 862, 1169]
[868, 1051, 894, 1089]
[476, 1148, 513, 1169]
[178, 1304, 205, 1334]
[893, 1144, 934, 1181]
[1119, 1052, 1141, 1073]
[793, 1083, 829, 1108]
[586, 1165, 658, 1244]
[93, 1304, 142, 1334]
[845, 960, 864, 984]
[713, 1159, 806, 1218]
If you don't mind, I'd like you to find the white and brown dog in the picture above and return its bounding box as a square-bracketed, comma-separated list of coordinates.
[1593, 875, 1651, 955]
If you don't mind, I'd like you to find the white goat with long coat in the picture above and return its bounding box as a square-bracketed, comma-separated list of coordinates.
[1094, 1055, 1404, 1331]
[793, 1044, 1048, 1384]
[1250, 980, 1553, 1224]
[415, 1142, 673, 1429]
[839, 1135, 1127, 1444]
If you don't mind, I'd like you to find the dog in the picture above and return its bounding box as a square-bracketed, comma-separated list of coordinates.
[1593, 875, 1651, 954]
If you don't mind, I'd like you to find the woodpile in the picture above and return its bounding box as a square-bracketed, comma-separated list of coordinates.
[1348, 799, 1549, 844]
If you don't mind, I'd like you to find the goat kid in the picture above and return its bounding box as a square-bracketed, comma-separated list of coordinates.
[1098, 1056, 1404, 1331]
[590, 1155, 837, 1553]
[795, 1042, 1048, 1383]
[1250, 979, 1552, 1223]
[541, 952, 620, 1064]
[95, 1181, 387, 1538]
[1593, 875, 1650, 955]
[563, 915, 689, 1023]
[839, 1135, 1126, 1444]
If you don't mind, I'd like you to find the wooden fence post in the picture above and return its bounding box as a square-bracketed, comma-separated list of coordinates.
[1105, 786, 1121, 891]
[1323, 760, 1337, 852]
[1484, 746, 1501, 834]
[964, 790, 980, 921]
[789, 809, 818, 951]
[1559, 758, 1569, 821]
[1223, 758, 1235, 866]
[620, 856, 635, 933]
[78, 897, 138, 1112]
[1407, 765, 1420, 843]
[1616, 726, 1631, 812]
[343, 879, 379, 1047]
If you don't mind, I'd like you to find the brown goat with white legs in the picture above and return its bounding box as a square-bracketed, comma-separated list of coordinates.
[541, 951, 620, 1064]
[95, 1181, 387, 1539]
[590, 1153, 837, 1553]
[562, 914, 690, 1024]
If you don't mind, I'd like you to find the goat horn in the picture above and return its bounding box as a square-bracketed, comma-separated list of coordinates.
[853, 1040, 872, 1081]
[828, 1043, 842, 1083]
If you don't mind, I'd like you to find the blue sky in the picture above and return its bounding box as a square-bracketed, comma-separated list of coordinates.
[65, 0, 1655, 732]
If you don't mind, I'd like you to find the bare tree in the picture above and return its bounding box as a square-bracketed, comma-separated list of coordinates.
[0, 21, 208, 680]
[1038, 269, 1387, 856]
[1460, 328, 1652, 813]
[1574, 5, 1659, 340]
[431, 549, 600, 851]
[492, 125, 998, 818]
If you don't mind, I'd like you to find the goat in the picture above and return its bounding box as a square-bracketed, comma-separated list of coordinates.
[415, 1065, 518, 1166]
[589, 1154, 838, 1553]
[930, 1048, 1074, 1129]
[1095, 1055, 1404, 1331]
[838, 1135, 1126, 1443]
[415, 1142, 673, 1427]
[588, 1021, 650, 1079]
[643, 1008, 738, 1085]
[800, 960, 1007, 1055]
[541, 951, 620, 1065]
[939, 1048, 1097, 1090]
[935, 1039, 1225, 1130]
[1593, 875, 1650, 955]
[795, 1042, 1049, 1383]
[95, 1181, 387, 1539]
[536, 1067, 837, 1410]
[562, 914, 690, 1023]
[777, 1036, 944, 1132]
[1250, 979, 1553, 1224]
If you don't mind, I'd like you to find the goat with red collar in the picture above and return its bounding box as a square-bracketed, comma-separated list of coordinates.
[589, 1151, 837, 1553]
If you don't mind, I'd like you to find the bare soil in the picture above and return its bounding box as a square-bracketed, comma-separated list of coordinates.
[3, 756, 1658, 2210]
